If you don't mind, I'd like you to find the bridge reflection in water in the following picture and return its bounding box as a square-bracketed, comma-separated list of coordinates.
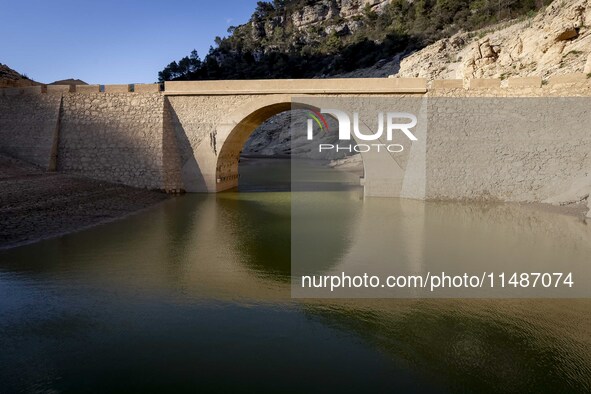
[0, 160, 590, 392]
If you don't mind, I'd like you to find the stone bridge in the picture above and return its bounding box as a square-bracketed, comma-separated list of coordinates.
[0, 74, 590, 203]
[162, 78, 426, 195]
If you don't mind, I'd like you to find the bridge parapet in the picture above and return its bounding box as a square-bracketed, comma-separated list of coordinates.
[163, 78, 427, 95]
[1, 74, 590, 96]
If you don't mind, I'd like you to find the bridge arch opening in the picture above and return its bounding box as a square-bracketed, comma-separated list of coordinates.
[214, 99, 363, 192]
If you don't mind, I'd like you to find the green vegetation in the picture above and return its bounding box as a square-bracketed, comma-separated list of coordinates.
[159, 0, 549, 81]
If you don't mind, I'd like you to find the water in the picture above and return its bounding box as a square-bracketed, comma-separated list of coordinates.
[0, 159, 590, 393]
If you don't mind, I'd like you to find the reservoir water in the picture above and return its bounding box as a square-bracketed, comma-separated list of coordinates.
[0, 159, 590, 392]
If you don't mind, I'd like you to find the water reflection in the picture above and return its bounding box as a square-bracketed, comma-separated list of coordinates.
[0, 162, 590, 392]
[305, 298, 591, 392]
[293, 194, 591, 297]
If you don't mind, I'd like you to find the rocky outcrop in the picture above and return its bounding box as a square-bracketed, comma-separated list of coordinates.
[247, 0, 391, 50]
[328, 153, 364, 170]
[584, 52, 591, 73]
[397, 0, 591, 80]
[290, 0, 389, 29]
[247, 0, 591, 163]
[243, 110, 353, 160]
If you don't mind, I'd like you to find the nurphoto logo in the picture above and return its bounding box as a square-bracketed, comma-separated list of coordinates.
[306, 109, 418, 153]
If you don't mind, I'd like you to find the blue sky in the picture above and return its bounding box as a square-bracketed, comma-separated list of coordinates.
[1, 0, 260, 84]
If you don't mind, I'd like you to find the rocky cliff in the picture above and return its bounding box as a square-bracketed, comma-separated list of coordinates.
[396, 0, 591, 79]
[242, 110, 351, 160]
[271, 0, 389, 30]
[246, 0, 591, 160]
[160, 0, 545, 81]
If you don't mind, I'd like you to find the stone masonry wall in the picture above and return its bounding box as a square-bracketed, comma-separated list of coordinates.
[0, 76, 589, 206]
[165, 95, 259, 191]
[166, 94, 258, 155]
[58, 93, 179, 190]
[0, 92, 61, 168]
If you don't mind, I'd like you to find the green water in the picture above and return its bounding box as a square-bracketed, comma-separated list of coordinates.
[0, 159, 590, 393]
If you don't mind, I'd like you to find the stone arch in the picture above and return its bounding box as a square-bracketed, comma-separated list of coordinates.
[212, 94, 361, 192]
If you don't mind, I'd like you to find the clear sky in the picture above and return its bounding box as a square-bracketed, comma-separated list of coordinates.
[1, 0, 260, 84]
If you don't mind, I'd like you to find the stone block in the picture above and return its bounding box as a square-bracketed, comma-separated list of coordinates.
[134, 84, 161, 93]
[47, 85, 71, 94]
[104, 84, 130, 93]
[507, 77, 542, 88]
[75, 85, 100, 94]
[468, 79, 501, 89]
[548, 73, 587, 86]
[0, 86, 43, 95]
[431, 79, 464, 89]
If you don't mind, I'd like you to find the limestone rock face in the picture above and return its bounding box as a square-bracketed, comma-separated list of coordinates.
[397, 0, 591, 80]
[290, 0, 389, 28]
[245, 0, 392, 55]
[242, 110, 353, 160]
[584, 52, 591, 73]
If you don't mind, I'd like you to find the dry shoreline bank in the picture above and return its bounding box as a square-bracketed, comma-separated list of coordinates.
[0, 155, 169, 250]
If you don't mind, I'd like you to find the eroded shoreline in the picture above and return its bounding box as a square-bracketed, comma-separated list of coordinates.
[0, 155, 169, 250]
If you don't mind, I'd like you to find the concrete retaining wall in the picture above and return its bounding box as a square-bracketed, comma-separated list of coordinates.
[426, 97, 591, 202]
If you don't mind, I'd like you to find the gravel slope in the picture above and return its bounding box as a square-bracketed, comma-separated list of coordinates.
[0, 155, 169, 249]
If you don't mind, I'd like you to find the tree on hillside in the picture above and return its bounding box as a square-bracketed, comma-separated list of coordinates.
[158, 50, 201, 81]
[157, 0, 550, 82]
